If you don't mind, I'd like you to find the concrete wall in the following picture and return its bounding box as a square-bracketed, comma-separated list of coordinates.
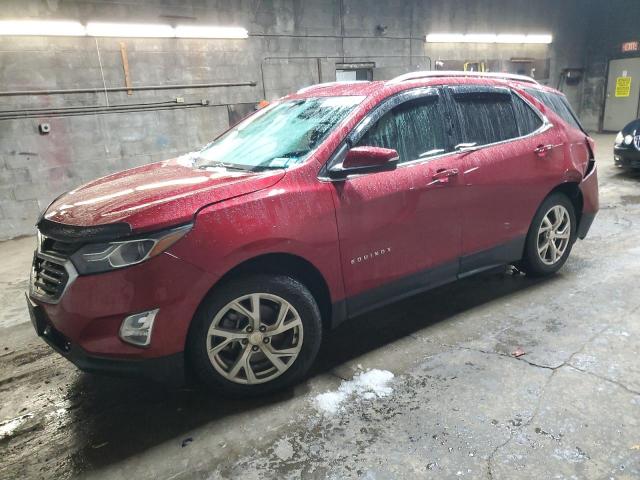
[0, 0, 591, 239]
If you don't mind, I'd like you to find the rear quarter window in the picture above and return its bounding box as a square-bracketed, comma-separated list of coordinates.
[511, 93, 543, 136]
[525, 89, 583, 132]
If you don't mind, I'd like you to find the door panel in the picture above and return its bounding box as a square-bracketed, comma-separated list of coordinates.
[603, 58, 640, 131]
[445, 85, 567, 266]
[458, 126, 566, 260]
[331, 155, 462, 308]
[328, 89, 462, 313]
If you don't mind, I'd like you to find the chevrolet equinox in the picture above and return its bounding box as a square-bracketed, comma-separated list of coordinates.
[27, 71, 599, 396]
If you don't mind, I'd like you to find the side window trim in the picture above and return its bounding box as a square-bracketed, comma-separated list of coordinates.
[318, 84, 553, 181]
[448, 85, 512, 98]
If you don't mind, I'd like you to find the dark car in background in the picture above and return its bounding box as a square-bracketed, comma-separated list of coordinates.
[614, 119, 640, 169]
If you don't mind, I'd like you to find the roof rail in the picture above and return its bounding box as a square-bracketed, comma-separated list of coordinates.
[296, 80, 369, 94]
[387, 71, 539, 85]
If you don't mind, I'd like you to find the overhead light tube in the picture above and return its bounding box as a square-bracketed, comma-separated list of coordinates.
[426, 33, 552, 44]
[0, 20, 86, 36]
[464, 34, 499, 43]
[495, 34, 527, 43]
[425, 33, 466, 43]
[524, 34, 553, 44]
[0, 20, 251, 39]
[86, 22, 175, 38]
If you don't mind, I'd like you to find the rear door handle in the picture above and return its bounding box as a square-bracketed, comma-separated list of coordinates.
[432, 168, 459, 183]
[534, 144, 555, 157]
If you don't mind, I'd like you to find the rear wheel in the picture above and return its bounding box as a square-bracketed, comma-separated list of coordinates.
[521, 193, 576, 277]
[188, 274, 322, 396]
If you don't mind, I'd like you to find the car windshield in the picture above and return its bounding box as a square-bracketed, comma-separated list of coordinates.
[195, 96, 364, 171]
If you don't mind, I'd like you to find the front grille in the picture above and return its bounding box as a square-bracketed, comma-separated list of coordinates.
[32, 256, 69, 300]
[30, 234, 78, 303]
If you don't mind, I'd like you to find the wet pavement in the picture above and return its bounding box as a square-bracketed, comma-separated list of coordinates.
[1, 134, 639, 479]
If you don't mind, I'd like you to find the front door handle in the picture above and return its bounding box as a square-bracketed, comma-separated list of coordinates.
[534, 144, 555, 157]
[432, 168, 459, 184]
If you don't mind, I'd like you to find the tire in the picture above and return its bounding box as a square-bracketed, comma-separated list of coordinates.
[520, 193, 577, 277]
[187, 274, 322, 397]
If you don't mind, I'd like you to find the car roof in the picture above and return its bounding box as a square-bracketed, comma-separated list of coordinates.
[288, 72, 565, 100]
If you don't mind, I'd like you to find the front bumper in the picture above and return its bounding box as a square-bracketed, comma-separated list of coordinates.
[27, 294, 186, 385]
[614, 146, 640, 169]
[28, 247, 217, 383]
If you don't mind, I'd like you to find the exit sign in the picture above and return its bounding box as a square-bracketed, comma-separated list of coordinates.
[622, 41, 639, 52]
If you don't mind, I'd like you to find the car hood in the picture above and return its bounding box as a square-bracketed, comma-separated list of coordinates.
[43, 156, 285, 232]
[622, 118, 640, 135]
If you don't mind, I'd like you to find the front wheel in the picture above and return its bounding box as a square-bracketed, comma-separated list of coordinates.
[187, 274, 322, 397]
[520, 193, 576, 277]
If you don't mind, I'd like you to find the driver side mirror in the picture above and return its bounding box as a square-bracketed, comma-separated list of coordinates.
[328, 146, 399, 179]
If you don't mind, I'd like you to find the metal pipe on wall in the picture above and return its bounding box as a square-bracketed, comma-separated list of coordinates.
[0, 100, 228, 120]
[0, 100, 179, 114]
[0, 104, 210, 121]
[0, 81, 256, 97]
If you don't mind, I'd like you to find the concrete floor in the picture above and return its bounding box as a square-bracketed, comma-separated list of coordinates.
[1, 133, 639, 479]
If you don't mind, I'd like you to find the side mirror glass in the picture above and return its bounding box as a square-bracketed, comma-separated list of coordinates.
[329, 146, 399, 178]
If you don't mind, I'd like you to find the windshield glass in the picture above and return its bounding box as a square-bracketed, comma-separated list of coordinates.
[195, 96, 364, 171]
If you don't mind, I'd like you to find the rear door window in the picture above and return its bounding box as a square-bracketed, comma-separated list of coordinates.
[357, 95, 448, 163]
[449, 87, 519, 146]
[525, 89, 584, 131]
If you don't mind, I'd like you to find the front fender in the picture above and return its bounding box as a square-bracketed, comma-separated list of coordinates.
[168, 170, 345, 304]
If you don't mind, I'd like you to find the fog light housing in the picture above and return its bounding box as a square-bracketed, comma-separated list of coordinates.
[119, 309, 159, 347]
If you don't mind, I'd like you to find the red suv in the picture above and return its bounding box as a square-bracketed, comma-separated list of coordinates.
[27, 72, 598, 396]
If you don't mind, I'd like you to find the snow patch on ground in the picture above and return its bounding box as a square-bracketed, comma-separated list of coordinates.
[313, 369, 395, 415]
[0, 414, 34, 441]
[272, 438, 295, 461]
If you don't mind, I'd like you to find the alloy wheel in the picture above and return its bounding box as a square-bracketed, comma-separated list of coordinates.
[536, 205, 571, 265]
[206, 293, 304, 384]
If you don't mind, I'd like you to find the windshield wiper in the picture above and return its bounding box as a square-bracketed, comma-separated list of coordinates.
[199, 160, 250, 171]
[276, 150, 309, 159]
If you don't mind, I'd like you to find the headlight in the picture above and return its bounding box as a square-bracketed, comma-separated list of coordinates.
[71, 224, 192, 274]
[615, 131, 624, 145]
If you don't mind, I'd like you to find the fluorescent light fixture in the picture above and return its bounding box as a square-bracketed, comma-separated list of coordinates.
[464, 34, 498, 43]
[426, 33, 552, 44]
[524, 34, 553, 44]
[86, 22, 174, 38]
[495, 34, 527, 43]
[174, 25, 248, 39]
[0, 20, 86, 36]
[425, 33, 465, 43]
[0, 19, 250, 39]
